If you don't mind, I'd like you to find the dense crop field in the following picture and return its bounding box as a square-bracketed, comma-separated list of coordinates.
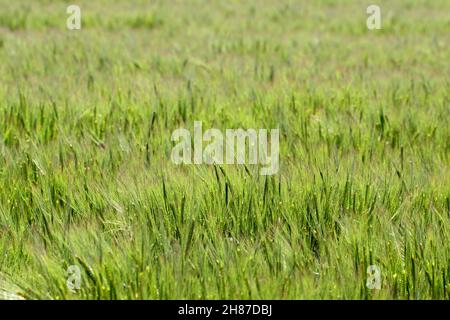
[0, 0, 449, 299]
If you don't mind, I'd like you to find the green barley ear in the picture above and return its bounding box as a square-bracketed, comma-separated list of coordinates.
[0, 273, 25, 300]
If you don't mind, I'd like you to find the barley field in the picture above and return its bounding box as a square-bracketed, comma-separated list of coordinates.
[0, 0, 449, 300]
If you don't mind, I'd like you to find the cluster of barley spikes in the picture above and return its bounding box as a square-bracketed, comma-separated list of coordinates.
[0, 0, 449, 300]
